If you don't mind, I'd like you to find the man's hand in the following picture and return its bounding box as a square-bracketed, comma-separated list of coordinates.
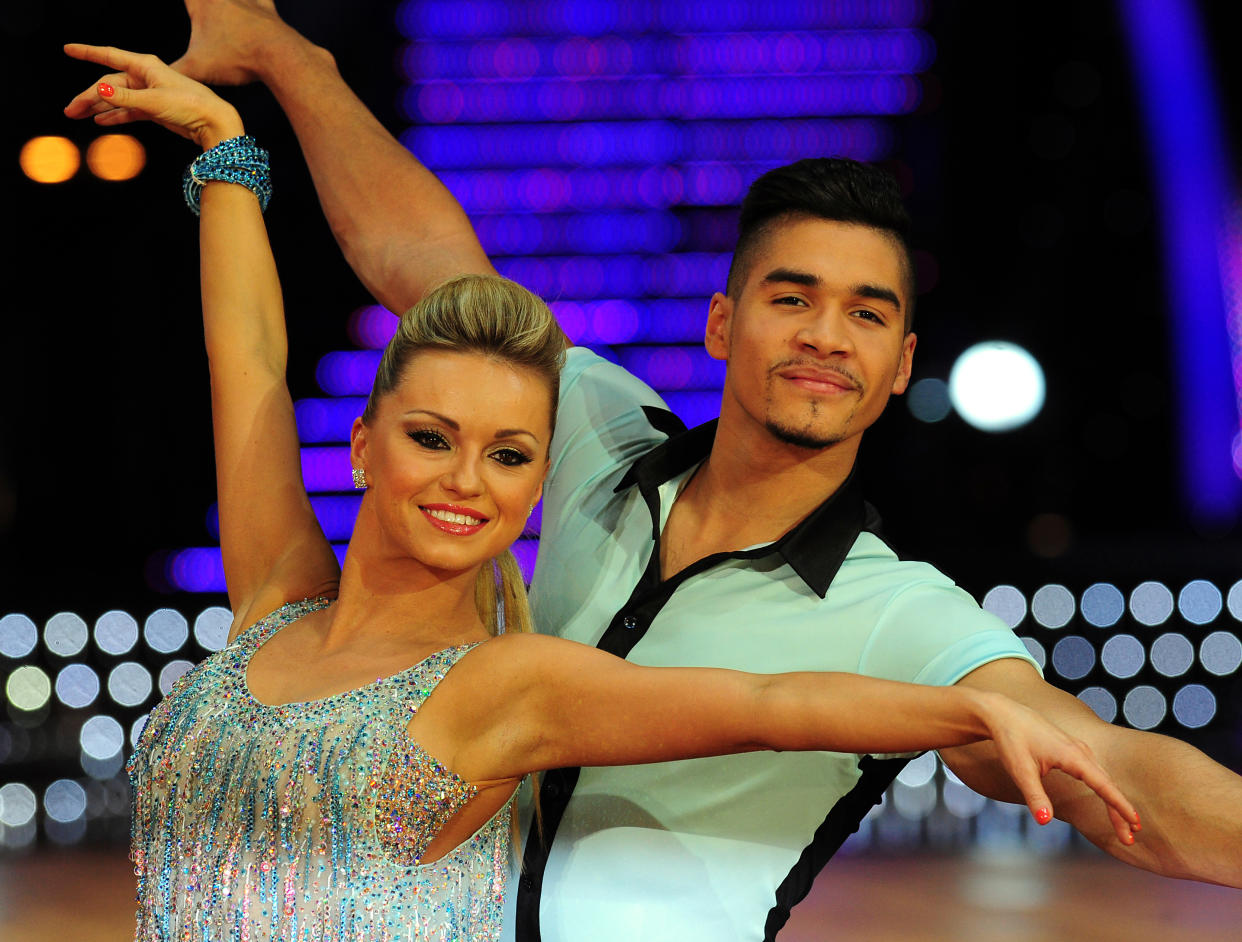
[172, 0, 289, 86]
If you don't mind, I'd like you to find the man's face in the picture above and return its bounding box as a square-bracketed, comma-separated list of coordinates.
[706, 217, 916, 452]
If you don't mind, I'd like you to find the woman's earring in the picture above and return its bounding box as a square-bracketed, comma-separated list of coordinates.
[352, 468, 368, 489]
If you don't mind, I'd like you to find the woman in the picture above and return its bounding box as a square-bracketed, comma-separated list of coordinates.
[65, 44, 1138, 942]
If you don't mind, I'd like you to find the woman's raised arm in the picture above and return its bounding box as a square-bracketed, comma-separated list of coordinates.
[65, 44, 340, 634]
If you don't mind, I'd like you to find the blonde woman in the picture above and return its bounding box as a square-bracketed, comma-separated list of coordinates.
[65, 44, 1138, 942]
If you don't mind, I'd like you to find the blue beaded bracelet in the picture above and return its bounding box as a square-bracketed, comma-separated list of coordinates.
[182, 134, 272, 216]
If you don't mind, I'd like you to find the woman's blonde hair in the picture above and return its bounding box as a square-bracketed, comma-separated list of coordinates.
[362, 273, 565, 636]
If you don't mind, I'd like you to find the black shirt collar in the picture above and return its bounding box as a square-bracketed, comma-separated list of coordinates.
[615, 417, 871, 598]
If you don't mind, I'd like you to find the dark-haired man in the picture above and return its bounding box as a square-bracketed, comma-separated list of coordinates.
[151, 3, 1242, 939]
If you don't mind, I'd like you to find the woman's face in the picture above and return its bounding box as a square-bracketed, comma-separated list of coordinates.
[351, 349, 552, 575]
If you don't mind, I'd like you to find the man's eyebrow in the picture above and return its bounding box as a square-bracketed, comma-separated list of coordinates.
[853, 283, 903, 312]
[760, 268, 820, 288]
[760, 269, 903, 313]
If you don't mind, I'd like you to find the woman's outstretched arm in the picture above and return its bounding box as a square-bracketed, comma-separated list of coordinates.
[425, 633, 1140, 846]
[65, 44, 340, 634]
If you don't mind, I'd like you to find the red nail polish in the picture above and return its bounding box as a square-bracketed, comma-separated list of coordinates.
[1133, 813, 1141, 832]
[1124, 832, 1135, 845]
[98, 82, 114, 98]
[1035, 807, 1052, 825]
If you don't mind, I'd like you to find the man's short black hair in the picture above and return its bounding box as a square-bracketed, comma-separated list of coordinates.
[725, 158, 916, 329]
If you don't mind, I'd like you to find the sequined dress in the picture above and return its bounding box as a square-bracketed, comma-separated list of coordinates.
[128, 598, 513, 941]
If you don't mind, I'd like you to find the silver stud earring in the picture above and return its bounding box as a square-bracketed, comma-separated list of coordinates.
[352, 468, 368, 489]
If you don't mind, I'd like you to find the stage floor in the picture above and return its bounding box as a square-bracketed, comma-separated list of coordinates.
[2, 847, 1239, 940]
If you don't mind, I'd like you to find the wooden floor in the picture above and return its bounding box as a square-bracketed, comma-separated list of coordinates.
[2, 847, 1240, 940]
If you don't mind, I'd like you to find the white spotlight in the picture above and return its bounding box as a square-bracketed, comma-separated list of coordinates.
[948, 341, 1045, 432]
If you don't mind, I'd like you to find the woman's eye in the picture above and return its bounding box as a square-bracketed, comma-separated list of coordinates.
[491, 448, 533, 467]
[408, 429, 449, 449]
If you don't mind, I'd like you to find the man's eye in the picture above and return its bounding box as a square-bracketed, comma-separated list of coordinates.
[774, 295, 806, 306]
[408, 429, 449, 449]
[853, 309, 883, 323]
[491, 448, 533, 467]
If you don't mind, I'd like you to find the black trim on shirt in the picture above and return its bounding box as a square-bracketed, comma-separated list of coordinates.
[762, 755, 909, 940]
[615, 418, 871, 598]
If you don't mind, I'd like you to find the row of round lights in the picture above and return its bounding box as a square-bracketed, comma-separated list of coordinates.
[980, 580, 1241, 732]
[0, 607, 231, 660]
[1, 608, 230, 719]
[0, 775, 130, 848]
[19, 135, 146, 184]
[846, 752, 1074, 861]
[982, 579, 1242, 630]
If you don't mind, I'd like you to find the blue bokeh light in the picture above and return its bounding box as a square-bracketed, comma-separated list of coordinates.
[316, 351, 382, 397]
[405, 119, 891, 170]
[301, 447, 355, 492]
[398, 0, 929, 40]
[173, 0, 934, 592]
[616, 346, 726, 391]
[1119, 0, 1242, 520]
[496, 253, 732, 300]
[663, 391, 721, 429]
[407, 74, 921, 125]
[1051, 636, 1095, 681]
[295, 398, 369, 443]
[348, 306, 399, 349]
[1081, 583, 1125, 627]
[552, 299, 705, 345]
[400, 31, 935, 82]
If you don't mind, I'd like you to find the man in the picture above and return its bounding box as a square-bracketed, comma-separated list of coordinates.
[152, 2, 1242, 938]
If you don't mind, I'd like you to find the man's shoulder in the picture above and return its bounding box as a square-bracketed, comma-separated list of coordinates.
[842, 530, 960, 592]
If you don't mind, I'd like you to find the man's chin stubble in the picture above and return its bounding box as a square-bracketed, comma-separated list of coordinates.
[764, 419, 845, 451]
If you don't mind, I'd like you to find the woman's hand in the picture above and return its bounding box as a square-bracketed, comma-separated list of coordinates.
[63, 44, 243, 150]
[975, 689, 1141, 844]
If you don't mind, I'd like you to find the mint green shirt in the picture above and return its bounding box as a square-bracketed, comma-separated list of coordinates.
[516, 348, 1038, 942]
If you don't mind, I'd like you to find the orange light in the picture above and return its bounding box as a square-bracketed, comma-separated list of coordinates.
[86, 134, 146, 181]
[19, 136, 81, 183]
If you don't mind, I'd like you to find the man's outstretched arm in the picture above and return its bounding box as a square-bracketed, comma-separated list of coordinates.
[940, 658, 1242, 886]
[175, 0, 494, 312]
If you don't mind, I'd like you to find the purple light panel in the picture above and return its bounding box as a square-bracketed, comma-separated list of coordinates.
[317, 351, 382, 397]
[494, 253, 731, 299]
[407, 74, 921, 123]
[400, 31, 935, 81]
[206, 496, 362, 540]
[167, 546, 350, 592]
[551, 299, 708, 346]
[1119, 0, 1242, 520]
[169, 0, 935, 591]
[402, 118, 893, 170]
[398, 0, 929, 39]
[295, 397, 368, 442]
[300, 447, 355, 492]
[348, 305, 399, 347]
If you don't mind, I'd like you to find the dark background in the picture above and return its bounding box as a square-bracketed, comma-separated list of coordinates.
[4, 1, 1241, 771]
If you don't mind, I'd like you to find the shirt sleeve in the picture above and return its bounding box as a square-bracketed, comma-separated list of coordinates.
[855, 578, 1041, 760]
[546, 347, 672, 499]
[858, 579, 1042, 687]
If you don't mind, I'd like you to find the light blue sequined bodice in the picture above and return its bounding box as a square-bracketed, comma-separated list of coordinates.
[128, 598, 513, 941]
